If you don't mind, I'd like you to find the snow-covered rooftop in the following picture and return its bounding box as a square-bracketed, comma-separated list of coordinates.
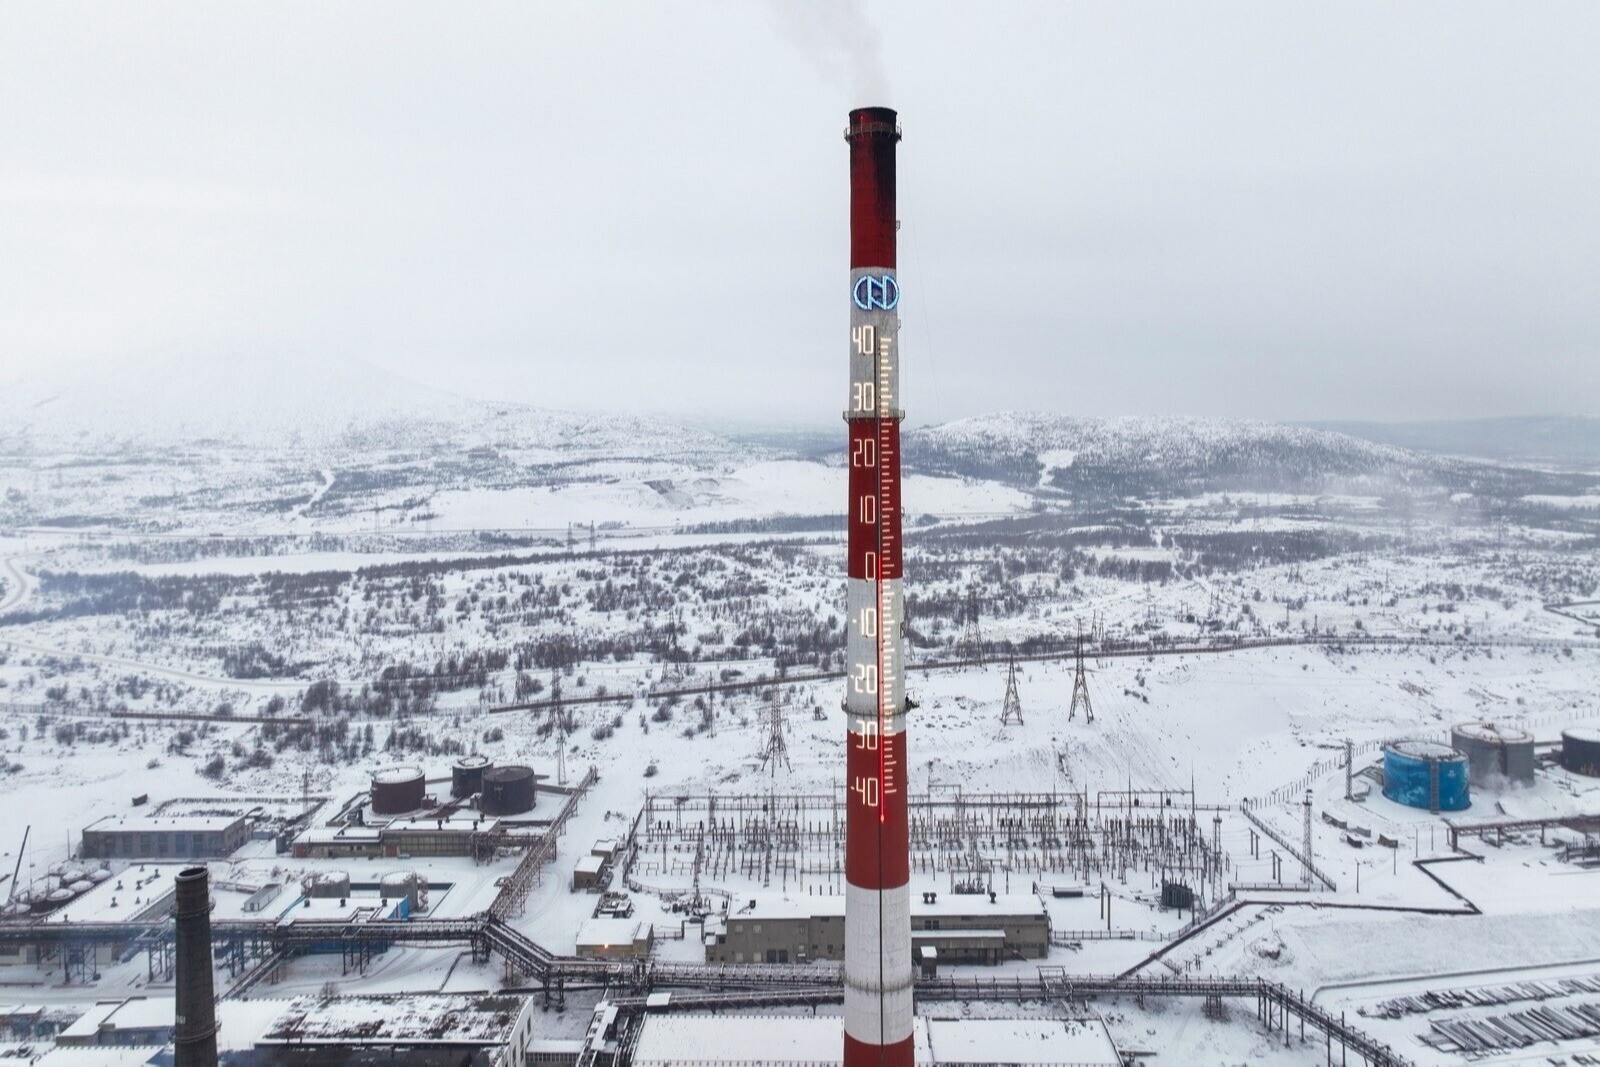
[84, 812, 247, 833]
[725, 892, 1045, 922]
[576, 917, 647, 947]
[631, 1016, 1117, 1066]
[924, 1018, 1121, 1066]
[57, 997, 172, 1041]
[258, 993, 530, 1046]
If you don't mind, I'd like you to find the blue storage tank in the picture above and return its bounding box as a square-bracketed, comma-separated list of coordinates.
[1383, 740, 1470, 812]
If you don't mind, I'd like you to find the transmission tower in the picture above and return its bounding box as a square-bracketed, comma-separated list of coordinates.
[1068, 631, 1094, 723]
[759, 691, 790, 775]
[550, 667, 567, 786]
[999, 655, 1023, 725]
[959, 587, 985, 665]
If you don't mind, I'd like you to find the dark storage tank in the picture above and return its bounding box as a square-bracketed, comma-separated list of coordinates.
[480, 765, 537, 816]
[452, 755, 493, 799]
[1562, 727, 1600, 777]
[370, 765, 426, 815]
[1450, 722, 1535, 787]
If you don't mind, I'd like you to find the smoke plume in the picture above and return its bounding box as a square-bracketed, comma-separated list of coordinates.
[765, 0, 890, 104]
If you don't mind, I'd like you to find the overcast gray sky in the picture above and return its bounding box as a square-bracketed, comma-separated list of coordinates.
[2, 2, 1597, 426]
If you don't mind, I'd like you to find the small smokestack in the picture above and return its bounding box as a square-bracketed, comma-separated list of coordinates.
[172, 866, 218, 1066]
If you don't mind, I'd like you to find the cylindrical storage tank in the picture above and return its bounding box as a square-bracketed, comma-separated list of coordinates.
[1562, 727, 1600, 777]
[1383, 740, 1471, 812]
[370, 765, 426, 815]
[379, 872, 422, 911]
[479, 765, 537, 816]
[302, 871, 350, 899]
[452, 755, 493, 799]
[1451, 722, 1536, 787]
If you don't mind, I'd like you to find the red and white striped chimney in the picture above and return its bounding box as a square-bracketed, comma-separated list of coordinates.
[843, 106, 912, 1067]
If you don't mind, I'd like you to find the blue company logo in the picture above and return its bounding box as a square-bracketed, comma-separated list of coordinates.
[853, 274, 900, 311]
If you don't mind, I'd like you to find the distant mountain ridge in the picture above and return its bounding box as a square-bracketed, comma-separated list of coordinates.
[0, 353, 731, 459]
[905, 412, 1587, 498]
[1303, 416, 1600, 469]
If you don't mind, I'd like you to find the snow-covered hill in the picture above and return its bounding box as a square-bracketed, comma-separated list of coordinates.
[906, 412, 1574, 497]
[0, 353, 732, 460]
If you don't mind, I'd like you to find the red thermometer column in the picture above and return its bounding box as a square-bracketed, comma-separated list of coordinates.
[842, 106, 911, 1067]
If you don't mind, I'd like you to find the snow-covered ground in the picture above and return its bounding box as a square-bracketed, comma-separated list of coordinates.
[0, 410, 1597, 1065]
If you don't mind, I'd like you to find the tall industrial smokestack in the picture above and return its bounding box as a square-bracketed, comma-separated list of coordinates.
[842, 106, 912, 1067]
[172, 866, 218, 1066]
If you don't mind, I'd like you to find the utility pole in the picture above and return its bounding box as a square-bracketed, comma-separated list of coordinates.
[551, 667, 567, 787]
[1302, 790, 1314, 888]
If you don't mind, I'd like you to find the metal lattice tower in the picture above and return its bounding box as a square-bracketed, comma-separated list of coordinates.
[1344, 738, 1355, 801]
[959, 586, 984, 664]
[760, 691, 790, 775]
[551, 667, 567, 787]
[1302, 790, 1314, 887]
[1000, 655, 1023, 726]
[1068, 631, 1094, 723]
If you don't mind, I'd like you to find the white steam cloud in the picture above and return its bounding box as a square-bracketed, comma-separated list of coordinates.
[764, 0, 890, 105]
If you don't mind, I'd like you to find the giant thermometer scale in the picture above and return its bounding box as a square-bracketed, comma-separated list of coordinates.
[843, 107, 912, 1067]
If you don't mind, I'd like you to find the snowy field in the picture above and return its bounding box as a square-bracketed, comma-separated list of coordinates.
[0, 419, 1597, 1065]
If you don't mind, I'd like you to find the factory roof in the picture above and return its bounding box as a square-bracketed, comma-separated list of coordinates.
[385, 809, 498, 832]
[924, 1018, 1121, 1066]
[274, 896, 404, 923]
[576, 917, 648, 947]
[296, 824, 383, 845]
[575, 854, 606, 874]
[44, 865, 182, 923]
[633, 1016, 1115, 1066]
[29, 1049, 159, 1066]
[56, 997, 173, 1041]
[84, 812, 248, 833]
[725, 893, 1046, 922]
[632, 1015, 922, 1067]
[258, 993, 530, 1046]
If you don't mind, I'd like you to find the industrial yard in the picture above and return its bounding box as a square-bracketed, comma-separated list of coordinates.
[4, 4, 1600, 1066]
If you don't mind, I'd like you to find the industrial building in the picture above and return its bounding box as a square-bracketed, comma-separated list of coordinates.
[706, 893, 1050, 966]
[80, 813, 250, 860]
[629, 1015, 1121, 1067]
[572, 853, 606, 892]
[1450, 722, 1536, 786]
[1382, 740, 1471, 812]
[574, 917, 652, 959]
[291, 808, 500, 858]
[1562, 727, 1600, 777]
[251, 992, 541, 1066]
[55, 996, 173, 1049]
